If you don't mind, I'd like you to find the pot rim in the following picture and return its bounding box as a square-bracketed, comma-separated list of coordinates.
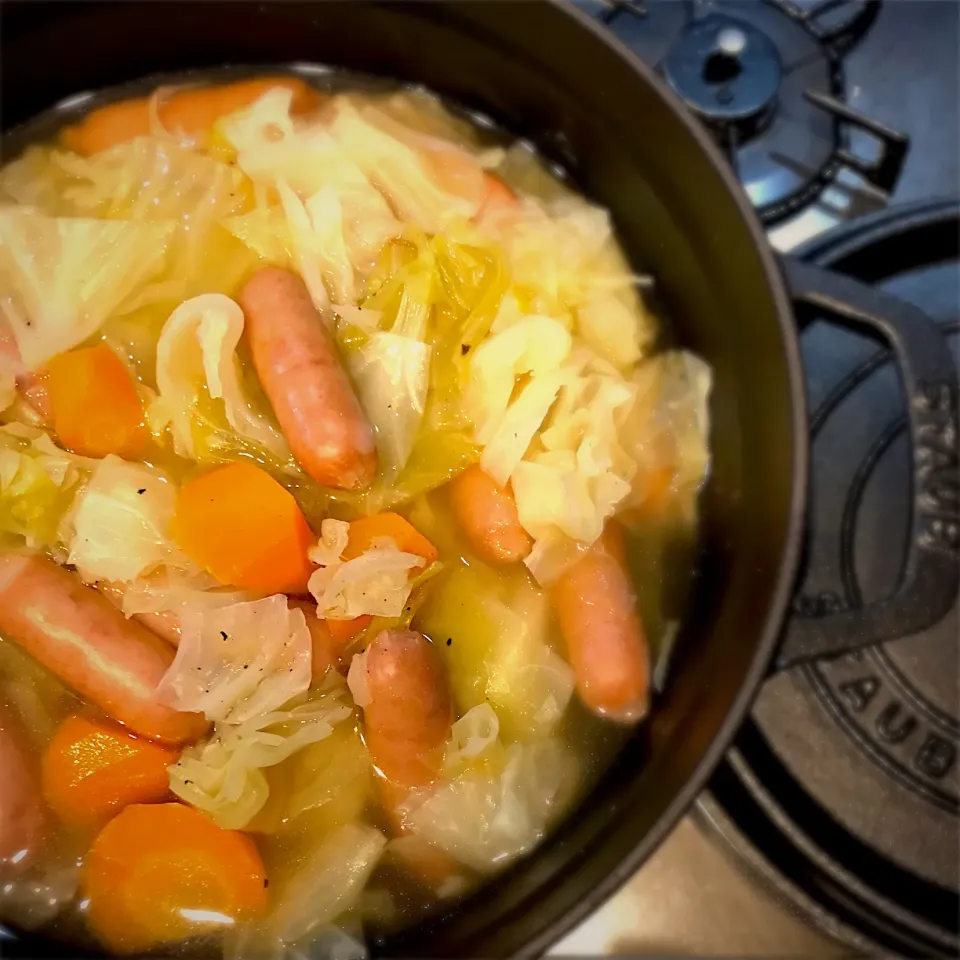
[514, 3, 810, 955]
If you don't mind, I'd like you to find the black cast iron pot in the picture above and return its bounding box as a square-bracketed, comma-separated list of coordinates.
[2, 2, 956, 957]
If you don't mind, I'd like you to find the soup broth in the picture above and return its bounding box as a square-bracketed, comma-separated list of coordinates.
[0, 68, 710, 958]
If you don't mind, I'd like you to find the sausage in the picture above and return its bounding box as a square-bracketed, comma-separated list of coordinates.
[358, 630, 464, 888]
[288, 599, 351, 683]
[239, 268, 377, 490]
[449, 465, 533, 564]
[0, 554, 206, 744]
[0, 703, 46, 871]
[552, 526, 650, 722]
[359, 628, 451, 790]
[97, 581, 182, 648]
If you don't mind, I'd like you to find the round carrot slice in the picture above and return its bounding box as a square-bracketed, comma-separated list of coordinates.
[82, 803, 267, 954]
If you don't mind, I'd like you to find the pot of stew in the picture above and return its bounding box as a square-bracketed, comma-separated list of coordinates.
[0, 2, 955, 958]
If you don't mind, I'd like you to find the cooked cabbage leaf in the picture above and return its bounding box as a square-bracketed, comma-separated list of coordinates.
[222, 88, 399, 267]
[67, 455, 189, 584]
[156, 594, 313, 724]
[414, 562, 574, 741]
[148, 292, 293, 465]
[404, 736, 575, 871]
[307, 519, 425, 620]
[0, 423, 94, 550]
[122, 570, 254, 620]
[265, 822, 386, 946]
[349, 332, 431, 483]
[0, 209, 173, 370]
[621, 350, 713, 523]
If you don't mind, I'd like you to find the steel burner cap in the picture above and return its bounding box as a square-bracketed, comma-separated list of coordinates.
[662, 13, 782, 134]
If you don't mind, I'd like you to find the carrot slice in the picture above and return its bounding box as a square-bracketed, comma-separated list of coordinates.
[41, 715, 177, 831]
[61, 76, 322, 156]
[82, 803, 267, 954]
[344, 513, 438, 565]
[172, 461, 314, 594]
[46, 345, 146, 459]
[325, 614, 373, 646]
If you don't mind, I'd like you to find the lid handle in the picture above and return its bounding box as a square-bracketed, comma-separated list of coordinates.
[774, 257, 958, 671]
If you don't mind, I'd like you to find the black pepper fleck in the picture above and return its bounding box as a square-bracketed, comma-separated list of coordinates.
[263, 878, 269, 889]
[446, 638, 453, 646]
[243, 665, 249, 670]
[460, 343, 470, 355]
[137, 488, 146, 495]
[220, 630, 229, 640]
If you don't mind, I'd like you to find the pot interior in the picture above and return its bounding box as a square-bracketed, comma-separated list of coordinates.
[0, 2, 805, 955]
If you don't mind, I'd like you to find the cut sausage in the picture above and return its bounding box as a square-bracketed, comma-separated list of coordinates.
[359, 629, 451, 790]
[552, 526, 650, 722]
[240, 267, 377, 490]
[0, 554, 206, 744]
[0, 703, 46, 871]
[449, 464, 533, 564]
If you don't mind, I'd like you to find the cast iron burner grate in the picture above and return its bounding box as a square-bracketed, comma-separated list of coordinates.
[699, 199, 960, 957]
[576, 0, 909, 225]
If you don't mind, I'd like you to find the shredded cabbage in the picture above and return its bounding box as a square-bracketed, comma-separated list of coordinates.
[54, 137, 248, 222]
[0, 424, 95, 551]
[467, 315, 572, 445]
[329, 101, 479, 232]
[222, 89, 399, 268]
[168, 675, 353, 829]
[307, 519, 425, 620]
[148, 293, 293, 465]
[0, 209, 173, 370]
[156, 594, 313, 724]
[404, 736, 575, 871]
[67, 455, 188, 584]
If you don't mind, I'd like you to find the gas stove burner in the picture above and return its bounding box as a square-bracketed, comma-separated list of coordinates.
[777, 0, 881, 51]
[579, 0, 909, 226]
[662, 14, 783, 141]
[700, 200, 960, 957]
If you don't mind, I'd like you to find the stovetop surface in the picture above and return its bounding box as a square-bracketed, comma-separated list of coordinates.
[553, 1, 959, 955]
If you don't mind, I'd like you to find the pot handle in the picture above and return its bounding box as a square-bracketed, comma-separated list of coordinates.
[773, 257, 959, 671]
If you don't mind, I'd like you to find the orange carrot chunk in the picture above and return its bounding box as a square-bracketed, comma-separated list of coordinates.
[172, 461, 314, 594]
[41, 715, 177, 831]
[46, 345, 146, 459]
[344, 512, 438, 565]
[61, 77, 322, 156]
[82, 803, 267, 954]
